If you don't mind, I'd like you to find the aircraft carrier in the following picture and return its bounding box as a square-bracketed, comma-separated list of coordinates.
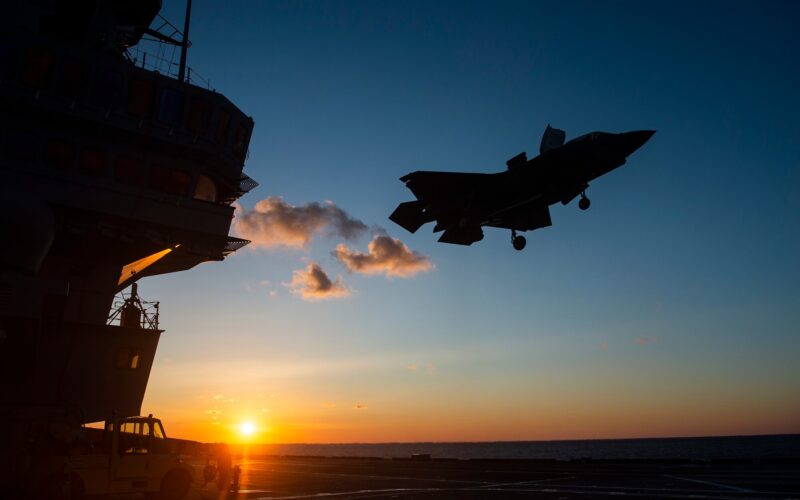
[0, 0, 255, 496]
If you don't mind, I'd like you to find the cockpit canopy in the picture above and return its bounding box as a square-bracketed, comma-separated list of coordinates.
[570, 131, 612, 143]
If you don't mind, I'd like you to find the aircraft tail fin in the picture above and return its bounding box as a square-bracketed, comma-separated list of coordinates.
[389, 201, 430, 233]
[540, 124, 566, 154]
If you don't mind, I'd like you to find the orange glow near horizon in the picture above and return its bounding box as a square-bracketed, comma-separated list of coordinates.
[145, 389, 800, 446]
[141, 350, 800, 445]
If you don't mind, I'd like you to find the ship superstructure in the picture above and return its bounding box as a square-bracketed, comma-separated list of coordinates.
[0, 0, 255, 427]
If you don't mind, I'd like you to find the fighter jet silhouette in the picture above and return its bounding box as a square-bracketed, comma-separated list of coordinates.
[390, 125, 654, 250]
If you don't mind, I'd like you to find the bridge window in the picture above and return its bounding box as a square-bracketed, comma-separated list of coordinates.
[128, 79, 154, 117]
[232, 123, 247, 159]
[214, 110, 231, 145]
[115, 348, 141, 370]
[22, 47, 52, 88]
[114, 156, 146, 185]
[56, 58, 85, 101]
[187, 97, 211, 136]
[79, 147, 107, 176]
[158, 88, 183, 126]
[149, 165, 192, 196]
[90, 68, 123, 109]
[3, 130, 38, 163]
[193, 174, 217, 202]
[44, 139, 74, 170]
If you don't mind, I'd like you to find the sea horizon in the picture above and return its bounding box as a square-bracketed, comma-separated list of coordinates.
[229, 434, 800, 461]
[236, 432, 800, 446]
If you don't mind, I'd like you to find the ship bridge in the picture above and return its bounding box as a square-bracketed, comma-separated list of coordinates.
[0, 0, 257, 422]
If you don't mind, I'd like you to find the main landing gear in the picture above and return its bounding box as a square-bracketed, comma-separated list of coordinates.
[578, 191, 591, 211]
[511, 230, 526, 251]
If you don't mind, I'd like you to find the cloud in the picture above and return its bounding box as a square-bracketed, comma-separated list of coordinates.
[284, 263, 351, 301]
[234, 197, 368, 249]
[204, 407, 222, 421]
[634, 336, 659, 345]
[406, 362, 436, 374]
[334, 235, 433, 278]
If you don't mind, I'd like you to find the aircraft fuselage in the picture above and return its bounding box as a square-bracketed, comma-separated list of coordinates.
[480, 130, 654, 214]
[390, 128, 654, 248]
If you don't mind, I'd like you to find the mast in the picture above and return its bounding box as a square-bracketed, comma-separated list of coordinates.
[178, 0, 192, 83]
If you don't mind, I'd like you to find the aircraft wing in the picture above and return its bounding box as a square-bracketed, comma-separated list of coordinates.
[391, 169, 555, 245]
[390, 170, 492, 245]
[400, 170, 491, 203]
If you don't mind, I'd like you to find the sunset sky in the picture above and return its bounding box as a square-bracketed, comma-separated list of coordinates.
[140, 0, 799, 444]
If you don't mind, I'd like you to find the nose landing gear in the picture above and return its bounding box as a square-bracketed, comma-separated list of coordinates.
[511, 230, 526, 251]
[578, 191, 591, 211]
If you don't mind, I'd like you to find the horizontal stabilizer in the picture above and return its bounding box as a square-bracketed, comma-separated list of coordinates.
[540, 124, 566, 154]
[506, 152, 528, 170]
[438, 226, 484, 245]
[389, 201, 431, 233]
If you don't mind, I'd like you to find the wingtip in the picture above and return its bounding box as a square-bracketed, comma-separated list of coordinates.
[399, 172, 416, 183]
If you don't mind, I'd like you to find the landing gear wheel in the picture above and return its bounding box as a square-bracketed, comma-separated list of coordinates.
[578, 193, 591, 211]
[511, 231, 527, 251]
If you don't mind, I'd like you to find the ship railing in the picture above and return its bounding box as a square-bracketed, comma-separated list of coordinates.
[125, 14, 214, 90]
[127, 47, 214, 91]
[107, 283, 160, 331]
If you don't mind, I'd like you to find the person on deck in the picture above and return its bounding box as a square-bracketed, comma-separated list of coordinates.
[216, 443, 232, 491]
[231, 464, 241, 493]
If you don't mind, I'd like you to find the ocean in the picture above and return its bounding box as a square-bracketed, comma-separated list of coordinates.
[242, 434, 800, 460]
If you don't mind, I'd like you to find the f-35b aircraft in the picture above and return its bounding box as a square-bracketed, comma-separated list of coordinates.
[389, 125, 654, 250]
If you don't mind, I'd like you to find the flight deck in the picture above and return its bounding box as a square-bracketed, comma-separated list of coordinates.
[180, 456, 800, 500]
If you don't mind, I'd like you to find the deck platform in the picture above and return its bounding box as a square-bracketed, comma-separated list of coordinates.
[179, 456, 800, 500]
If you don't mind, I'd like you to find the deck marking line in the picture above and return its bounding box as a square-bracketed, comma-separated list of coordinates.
[469, 485, 757, 499]
[663, 474, 754, 493]
[255, 488, 441, 499]
[246, 466, 493, 485]
[478, 475, 574, 488]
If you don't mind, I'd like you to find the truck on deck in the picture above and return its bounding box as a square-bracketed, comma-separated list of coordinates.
[69, 415, 194, 499]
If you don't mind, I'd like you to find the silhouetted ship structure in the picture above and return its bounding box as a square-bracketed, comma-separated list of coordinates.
[0, 0, 255, 493]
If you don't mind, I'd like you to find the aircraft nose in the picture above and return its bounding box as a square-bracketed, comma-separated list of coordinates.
[619, 130, 655, 155]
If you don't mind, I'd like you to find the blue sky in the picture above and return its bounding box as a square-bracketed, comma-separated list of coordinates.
[143, 1, 800, 442]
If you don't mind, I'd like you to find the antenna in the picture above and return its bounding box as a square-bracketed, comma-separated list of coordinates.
[178, 0, 192, 83]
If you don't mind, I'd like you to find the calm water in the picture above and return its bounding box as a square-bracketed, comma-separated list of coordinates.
[249, 434, 800, 460]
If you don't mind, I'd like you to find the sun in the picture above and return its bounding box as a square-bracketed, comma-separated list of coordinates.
[239, 421, 256, 437]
